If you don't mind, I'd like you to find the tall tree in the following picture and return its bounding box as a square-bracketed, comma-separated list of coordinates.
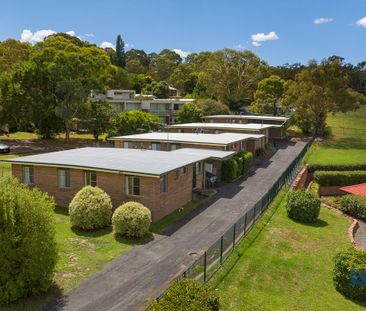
[115, 35, 126, 68]
[0, 39, 32, 73]
[196, 98, 231, 116]
[176, 103, 203, 123]
[251, 75, 286, 116]
[284, 58, 366, 135]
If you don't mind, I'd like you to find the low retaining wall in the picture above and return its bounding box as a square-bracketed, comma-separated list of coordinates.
[292, 164, 309, 189]
[318, 186, 347, 196]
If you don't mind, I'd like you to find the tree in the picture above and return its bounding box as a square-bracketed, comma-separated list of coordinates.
[0, 175, 57, 303]
[126, 59, 146, 74]
[115, 34, 126, 68]
[200, 49, 268, 110]
[196, 98, 231, 115]
[177, 103, 203, 123]
[284, 58, 366, 135]
[82, 100, 114, 141]
[0, 39, 32, 73]
[126, 49, 150, 67]
[108, 110, 162, 136]
[142, 81, 170, 98]
[168, 64, 198, 95]
[251, 75, 286, 116]
[148, 49, 181, 81]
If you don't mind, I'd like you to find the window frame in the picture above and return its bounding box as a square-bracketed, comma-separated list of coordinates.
[160, 174, 168, 194]
[125, 175, 140, 196]
[151, 142, 161, 151]
[123, 141, 132, 149]
[58, 168, 70, 188]
[22, 165, 34, 185]
[84, 170, 97, 187]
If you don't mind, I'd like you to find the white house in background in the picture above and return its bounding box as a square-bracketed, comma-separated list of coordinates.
[91, 89, 194, 124]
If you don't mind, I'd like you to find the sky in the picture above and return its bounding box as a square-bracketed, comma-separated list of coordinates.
[0, 0, 365, 66]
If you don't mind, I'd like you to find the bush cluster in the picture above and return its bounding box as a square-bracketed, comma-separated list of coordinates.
[147, 279, 220, 311]
[112, 202, 151, 238]
[222, 152, 253, 182]
[340, 195, 366, 221]
[308, 163, 366, 173]
[69, 186, 113, 230]
[314, 170, 366, 186]
[286, 189, 321, 223]
[333, 248, 366, 300]
[0, 176, 58, 303]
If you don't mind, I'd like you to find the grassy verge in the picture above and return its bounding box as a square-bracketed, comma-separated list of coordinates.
[305, 106, 366, 166]
[3, 206, 142, 311]
[211, 189, 365, 311]
[0, 131, 106, 140]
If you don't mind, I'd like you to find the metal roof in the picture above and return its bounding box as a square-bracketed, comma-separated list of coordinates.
[172, 148, 235, 160]
[202, 115, 289, 122]
[340, 183, 366, 197]
[109, 132, 265, 145]
[2, 147, 214, 177]
[167, 122, 281, 131]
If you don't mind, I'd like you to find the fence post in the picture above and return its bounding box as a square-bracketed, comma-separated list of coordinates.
[244, 213, 247, 235]
[203, 251, 207, 283]
[233, 223, 236, 248]
[220, 236, 223, 265]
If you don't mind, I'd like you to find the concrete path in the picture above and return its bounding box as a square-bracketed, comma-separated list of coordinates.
[355, 221, 366, 249]
[45, 139, 308, 311]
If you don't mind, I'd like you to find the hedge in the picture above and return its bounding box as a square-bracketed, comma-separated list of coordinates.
[112, 202, 151, 238]
[69, 186, 113, 230]
[314, 170, 366, 186]
[242, 152, 253, 174]
[222, 158, 239, 182]
[286, 189, 321, 223]
[309, 163, 366, 173]
[333, 248, 366, 300]
[147, 279, 219, 311]
[235, 156, 243, 178]
[0, 176, 58, 303]
[340, 195, 366, 221]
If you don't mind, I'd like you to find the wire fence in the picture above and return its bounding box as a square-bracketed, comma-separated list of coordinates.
[180, 138, 314, 285]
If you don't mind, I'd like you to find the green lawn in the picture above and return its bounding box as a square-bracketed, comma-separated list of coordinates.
[3, 207, 142, 311]
[0, 154, 20, 176]
[305, 106, 366, 165]
[0, 131, 105, 140]
[212, 190, 366, 311]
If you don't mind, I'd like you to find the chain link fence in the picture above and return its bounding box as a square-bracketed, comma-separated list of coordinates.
[181, 138, 314, 285]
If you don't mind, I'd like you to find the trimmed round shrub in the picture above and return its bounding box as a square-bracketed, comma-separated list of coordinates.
[147, 279, 219, 311]
[333, 248, 366, 300]
[222, 158, 239, 182]
[0, 175, 58, 303]
[340, 195, 366, 221]
[69, 186, 112, 230]
[286, 189, 321, 223]
[112, 202, 151, 238]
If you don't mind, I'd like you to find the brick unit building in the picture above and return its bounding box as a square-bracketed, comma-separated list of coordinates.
[4, 147, 234, 222]
[109, 132, 265, 156]
[167, 122, 285, 141]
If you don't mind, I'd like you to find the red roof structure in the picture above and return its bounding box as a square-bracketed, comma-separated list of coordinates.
[340, 183, 366, 197]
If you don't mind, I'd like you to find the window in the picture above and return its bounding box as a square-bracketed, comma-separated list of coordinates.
[151, 143, 161, 151]
[195, 162, 202, 174]
[214, 130, 220, 134]
[84, 171, 97, 187]
[173, 103, 180, 111]
[126, 175, 140, 196]
[58, 168, 70, 188]
[124, 141, 132, 149]
[170, 144, 180, 151]
[176, 166, 187, 179]
[23, 166, 34, 184]
[178, 129, 184, 133]
[160, 174, 168, 194]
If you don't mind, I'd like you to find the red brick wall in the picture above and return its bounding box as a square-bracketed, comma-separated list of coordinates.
[11, 164, 194, 222]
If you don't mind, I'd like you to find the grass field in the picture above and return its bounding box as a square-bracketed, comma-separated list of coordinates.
[3, 207, 143, 311]
[0, 131, 105, 140]
[305, 106, 366, 165]
[211, 190, 366, 311]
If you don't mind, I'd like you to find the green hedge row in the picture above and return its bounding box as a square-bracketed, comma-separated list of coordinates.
[308, 163, 366, 173]
[340, 195, 366, 221]
[314, 170, 366, 186]
[222, 151, 253, 182]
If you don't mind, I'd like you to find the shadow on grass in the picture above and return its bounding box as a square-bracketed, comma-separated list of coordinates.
[54, 206, 69, 216]
[290, 218, 329, 228]
[320, 137, 366, 150]
[344, 296, 366, 308]
[115, 232, 154, 246]
[71, 225, 113, 238]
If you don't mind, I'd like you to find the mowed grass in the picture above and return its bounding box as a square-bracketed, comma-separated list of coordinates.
[305, 106, 366, 165]
[0, 131, 105, 140]
[212, 190, 366, 311]
[0, 154, 20, 176]
[2, 207, 142, 311]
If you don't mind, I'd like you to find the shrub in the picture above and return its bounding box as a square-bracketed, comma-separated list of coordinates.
[308, 163, 366, 173]
[0, 175, 57, 303]
[222, 158, 239, 182]
[286, 189, 321, 223]
[69, 186, 112, 230]
[314, 170, 366, 186]
[333, 248, 366, 300]
[147, 279, 219, 311]
[242, 152, 253, 174]
[340, 195, 366, 221]
[235, 156, 243, 178]
[112, 202, 151, 238]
